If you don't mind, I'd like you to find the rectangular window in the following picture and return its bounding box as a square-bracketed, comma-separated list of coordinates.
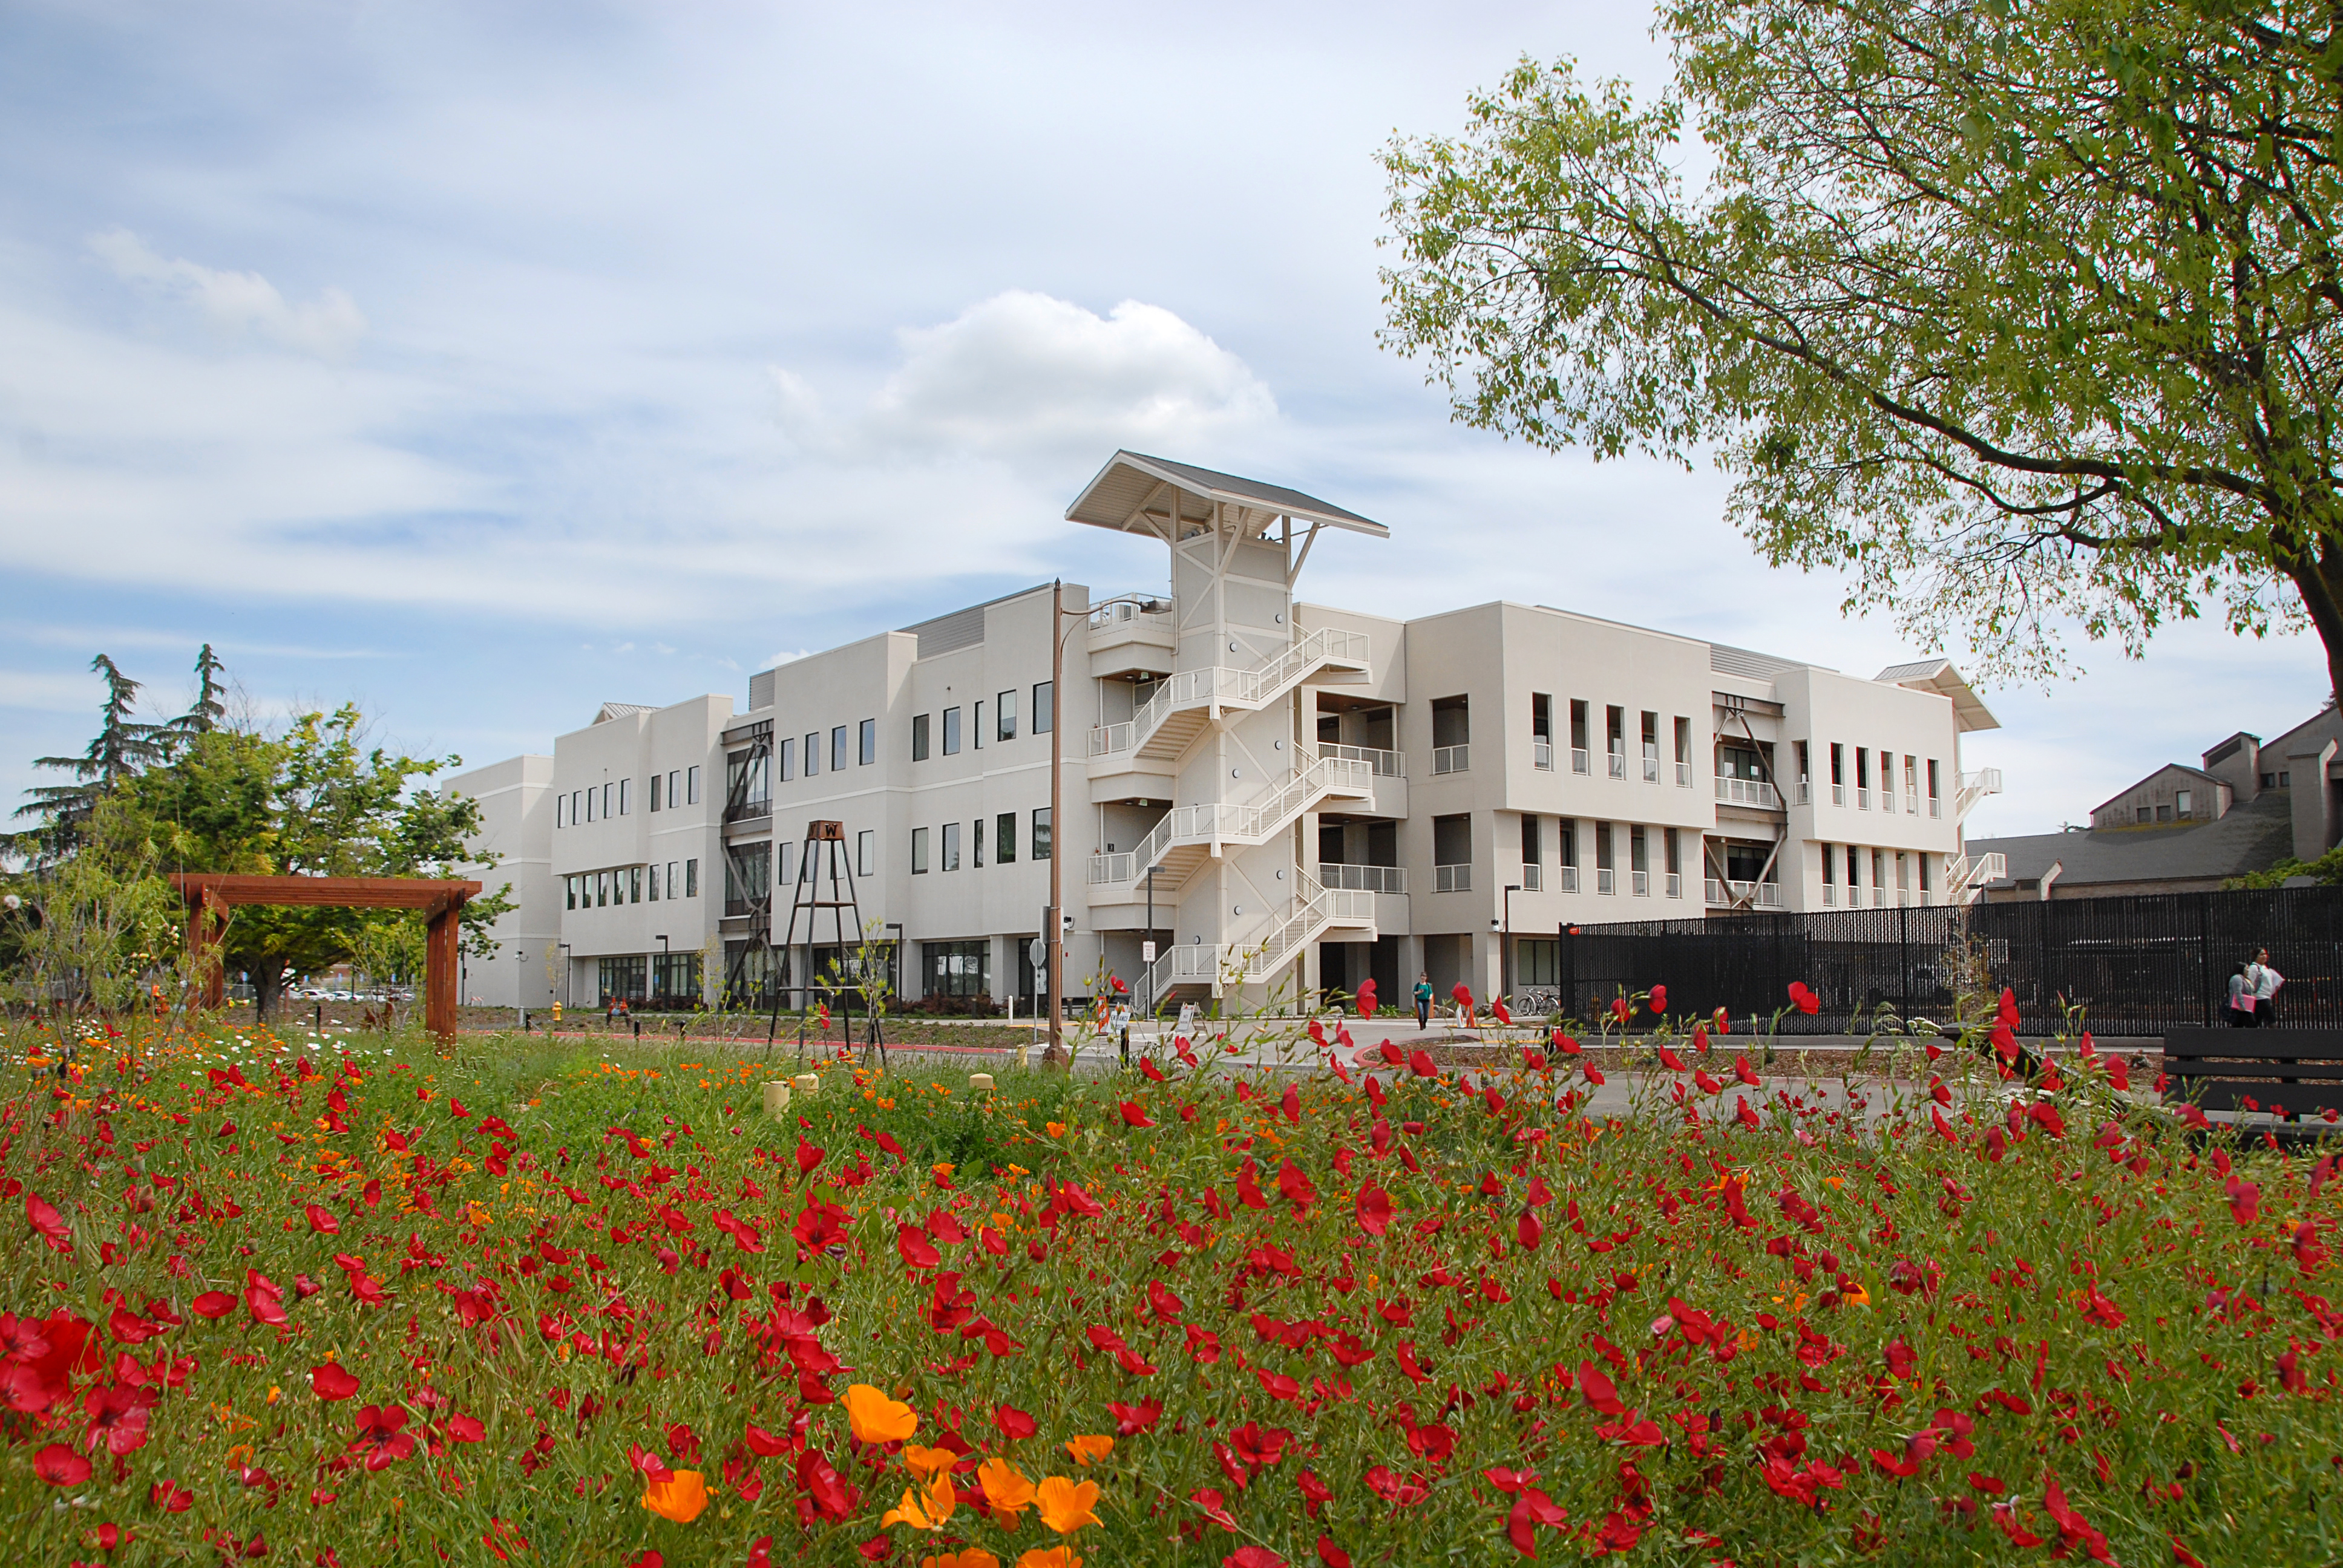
[943, 707, 962, 756]
[1530, 692, 1552, 739]
[1855, 747, 1869, 789]
[629, 865, 642, 901]
[583, 788, 594, 823]
[1927, 759, 1941, 806]
[647, 863, 660, 901]
[1630, 824, 1648, 873]
[974, 700, 985, 750]
[649, 774, 662, 812]
[668, 769, 681, 807]
[1919, 855, 1933, 893]
[618, 777, 631, 815]
[1595, 823, 1614, 871]
[972, 819, 984, 868]
[1559, 819, 1578, 868]
[1570, 699, 1589, 751]
[911, 826, 930, 874]
[666, 861, 678, 899]
[1521, 814, 1541, 864]
[1830, 744, 1844, 786]
[1032, 806, 1052, 861]
[1516, 938, 1559, 988]
[779, 736, 796, 782]
[1640, 711, 1659, 782]
[684, 858, 698, 898]
[596, 871, 610, 907]
[557, 794, 568, 828]
[997, 690, 1017, 740]
[942, 820, 962, 871]
[831, 725, 848, 773]
[604, 782, 615, 818]
[1822, 846, 1835, 885]
[997, 811, 1017, 864]
[1846, 845, 1860, 886]
[1665, 826, 1680, 875]
[857, 829, 874, 877]
[859, 717, 876, 766]
[2177, 788, 2194, 818]
[1033, 682, 1054, 734]
[924, 939, 991, 999]
[803, 733, 819, 777]
[911, 713, 931, 762]
[778, 840, 795, 890]
[564, 875, 577, 910]
[686, 765, 701, 805]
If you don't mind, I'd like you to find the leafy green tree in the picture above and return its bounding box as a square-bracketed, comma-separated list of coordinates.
[128, 707, 513, 1021]
[1380, 0, 2343, 696]
[2225, 841, 2343, 887]
[14, 655, 169, 857]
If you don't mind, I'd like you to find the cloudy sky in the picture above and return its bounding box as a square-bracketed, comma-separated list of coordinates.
[0, 0, 2328, 843]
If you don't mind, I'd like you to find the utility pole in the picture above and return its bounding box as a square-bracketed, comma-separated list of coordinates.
[1047, 579, 1066, 1066]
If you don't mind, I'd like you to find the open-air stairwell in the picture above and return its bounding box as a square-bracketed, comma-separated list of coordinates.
[1141, 869, 1375, 1002]
[1087, 753, 1374, 893]
[1941, 849, 2008, 905]
[1087, 626, 1371, 762]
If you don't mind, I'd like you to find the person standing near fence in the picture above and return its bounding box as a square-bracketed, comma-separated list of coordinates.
[2227, 962, 2258, 1027]
[2252, 947, 2285, 1027]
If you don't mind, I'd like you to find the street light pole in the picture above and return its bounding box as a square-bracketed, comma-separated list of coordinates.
[557, 942, 572, 1015]
[1501, 884, 1521, 1010]
[1045, 580, 1088, 1069]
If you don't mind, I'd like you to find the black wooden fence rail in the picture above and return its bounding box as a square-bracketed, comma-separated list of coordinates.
[1553, 884, 2343, 1035]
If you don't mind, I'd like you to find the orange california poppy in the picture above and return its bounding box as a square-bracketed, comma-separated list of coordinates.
[882, 1471, 956, 1532]
[845, 1383, 919, 1445]
[640, 1469, 709, 1523]
[1063, 1434, 1114, 1466]
[1015, 1549, 1081, 1568]
[903, 1444, 957, 1481]
[977, 1457, 1035, 1523]
[1034, 1475, 1102, 1535]
[922, 1553, 1002, 1568]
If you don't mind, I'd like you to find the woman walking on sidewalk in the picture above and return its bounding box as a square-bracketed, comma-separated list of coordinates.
[1414, 973, 1433, 1030]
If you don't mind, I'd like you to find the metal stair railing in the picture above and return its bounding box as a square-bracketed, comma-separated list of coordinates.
[1088, 629, 1372, 760]
[1955, 767, 2004, 821]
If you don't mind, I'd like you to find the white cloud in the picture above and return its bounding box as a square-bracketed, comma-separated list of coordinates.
[88, 227, 367, 359]
[781, 292, 1277, 467]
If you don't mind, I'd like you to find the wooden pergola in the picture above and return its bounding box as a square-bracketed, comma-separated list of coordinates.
[171, 874, 480, 1044]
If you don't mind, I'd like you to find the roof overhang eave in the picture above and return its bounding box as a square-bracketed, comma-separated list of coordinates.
[1064, 451, 1390, 538]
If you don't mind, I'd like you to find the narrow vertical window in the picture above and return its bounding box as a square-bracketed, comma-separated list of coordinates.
[831, 725, 848, 773]
[997, 811, 1016, 864]
[911, 826, 930, 874]
[779, 736, 796, 782]
[557, 794, 567, 828]
[973, 700, 985, 750]
[857, 829, 874, 877]
[943, 707, 962, 755]
[972, 820, 984, 868]
[684, 858, 699, 898]
[778, 840, 795, 889]
[619, 777, 631, 815]
[1032, 806, 1052, 860]
[686, 766, 701, 805]
[912, 713, 930, 761]
[997, 690, 1017, 740]
[648, 865, 660, 901]
[666, 861, 678, 898]
[942, 820, 962, 871]
[649, 774, 662, 812]
[1032, 682, 1054, 734]
[859, 718, 876, 766]
[803, 733, 819, 777]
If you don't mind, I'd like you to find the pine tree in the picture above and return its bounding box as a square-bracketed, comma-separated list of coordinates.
[165, 644, 229, 749]
[13, 654, 171, 855]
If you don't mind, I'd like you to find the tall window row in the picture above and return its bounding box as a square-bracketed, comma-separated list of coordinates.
[1820, 845, 1935, 906]
[565, 860, 698, 909]
[910, 809, 1050, 874]
[1821, 745, 1942, 815]
[557, 766, 701, 828]
[911, 683, 1054, 762]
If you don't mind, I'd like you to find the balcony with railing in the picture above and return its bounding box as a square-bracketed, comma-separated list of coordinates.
[1596, 867, 1616, 894]
[1607, 748, 1627, 779]
[1630, 869, 1650, 897]
[1571, 747, 1591, 775]
[1317, 863, 1406, 893]
[1434, 863, 1472, 893]
[1705, 878, 1784, 907]
[1715, 775, 1781, 809]
[1431, 745, 1469, 775]
[1559, 865, 1580, 893]
[1532, 738, 1553, 771]
[1675, 760, 1693, 787]
[1314, 742, 1404, 776]
[1520, 863, 1543, 892]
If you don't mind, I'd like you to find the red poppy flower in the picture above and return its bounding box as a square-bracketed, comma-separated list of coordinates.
[1648, 985, 1666, 1013]
[1787, 981, 1820, 1014]
[26, 1193, 73, 1253]
[1118, 1101, 1158, 1129]
[994, 1403, 1037, 1440]
[34, 1442, 90, 1485]
[310, 1362, 359, 1400]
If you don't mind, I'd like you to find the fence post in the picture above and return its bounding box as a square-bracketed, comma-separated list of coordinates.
[2197, 892, 2212, 1029]
[1897, 903, 1910, 1020]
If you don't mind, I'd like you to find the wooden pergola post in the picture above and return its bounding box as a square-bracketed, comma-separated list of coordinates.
[168, 875, 482, 1047]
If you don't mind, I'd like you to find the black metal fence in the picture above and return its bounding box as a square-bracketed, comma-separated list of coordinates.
[1554, 884, 2343, 1036]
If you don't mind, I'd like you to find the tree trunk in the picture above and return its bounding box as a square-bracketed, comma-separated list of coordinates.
[247, 958, 285, 1022]
[2286, 530, 2343, 709]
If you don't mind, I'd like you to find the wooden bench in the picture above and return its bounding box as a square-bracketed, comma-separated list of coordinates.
[2161, 1028, 2343, 1134]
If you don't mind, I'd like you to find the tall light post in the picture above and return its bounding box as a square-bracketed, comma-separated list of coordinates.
[1501, 883, 1521, 1010]
[655, 934, 669, 1005]
[557, 941, 572, 1013]
[1044, 580, 1091, 1068]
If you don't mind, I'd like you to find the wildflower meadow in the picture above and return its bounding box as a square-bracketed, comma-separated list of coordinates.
[3, 993, 2338, 1566]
